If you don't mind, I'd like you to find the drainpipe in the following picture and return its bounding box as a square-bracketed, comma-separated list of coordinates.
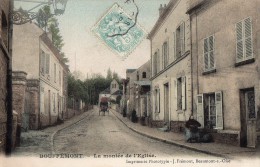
[189, 15, 193, 117]
[6, 0, 14, 155]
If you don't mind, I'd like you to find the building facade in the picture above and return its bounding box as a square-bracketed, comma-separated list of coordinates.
[148, 0, 192, 131]
[133, 60, 151, 120]
[188, 0, 260, 147]
[13, 23, 68, 128]
[0, 0, 11, 153]
[124, 69, 137, 117]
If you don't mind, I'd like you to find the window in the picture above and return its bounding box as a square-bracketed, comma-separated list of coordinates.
[137, 71, 139, 81]
[236, 17, 253, 62]
[40, 51, 50, 77]
[54, 63, 56, 82]
[59, 71, 61, 85]
[175, 76, 186, 110]
[153, 52, 158, 76]
[53, 93, 56, 113]
[204, 35, 215, 71]
[154, 89, 160, 113]
[197, 92, 223, 129]
[176, 22, 185, 59]
[40, 51, 45, 74]
[142, 72, 146, 78]
[162, 41, 169, 68]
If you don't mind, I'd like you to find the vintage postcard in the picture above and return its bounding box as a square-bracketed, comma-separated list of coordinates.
[0, 0, 260, 167]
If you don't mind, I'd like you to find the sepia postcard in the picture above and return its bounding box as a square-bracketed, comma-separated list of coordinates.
[0, 0, 260, 166]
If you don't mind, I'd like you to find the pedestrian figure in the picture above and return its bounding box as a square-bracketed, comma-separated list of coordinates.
[185, 115, 201, 143]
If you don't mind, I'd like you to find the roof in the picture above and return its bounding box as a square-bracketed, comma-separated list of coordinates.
[40, 33, 69, 72]
[134, 81, 151, 86]
[100, 87, 110, 94]
[126, 69, 137, 73]
[111, 90, 122, 95]
[147, 0, 178, 40]
[186, 0, 209, 14]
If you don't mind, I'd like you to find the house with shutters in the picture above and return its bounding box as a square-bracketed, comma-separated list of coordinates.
[148, 0, 192, 131]
[13, 23, 69, 128]
[188, 0, 260, 147]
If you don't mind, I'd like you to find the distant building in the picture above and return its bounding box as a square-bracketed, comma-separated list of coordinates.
[13, 23, 69, 129]
[133, 60, 151, 119]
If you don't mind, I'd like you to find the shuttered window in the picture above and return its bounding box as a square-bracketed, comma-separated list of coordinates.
[154, 89, 160, 113]
[176, 76, 186, 110]
[176, 22, 185, 59]
[45, 54, 50, 75]
[215, 91, 223, 129]
[153, 52, 157, 76]
[157, 49, 160, 72]
[40, 50, 45, 75]
[162, 41, 169, 68]
[236, 17, 253, 62]
[204, 35, 215, 71]
[196, 94, 204, 128]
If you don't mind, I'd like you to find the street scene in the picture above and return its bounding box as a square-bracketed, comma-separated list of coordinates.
[0, 0, 260, 167]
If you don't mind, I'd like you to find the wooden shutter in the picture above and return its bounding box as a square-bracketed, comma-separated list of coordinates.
[244, 18, 253, 58]
[181, 76, 186, 110]
[197, 94, 204, 128]
[204, 38, 209, 70]
[236, 21, 244, 62]
[157, 49, 160, 72]
[209, 36, 214, 69]
[158, 89, 160, 113]
[45, 54, 50, 74]
[215, 91, 223, 129]
[173, 32, 175, 60]
[174, 78, 177, 111]
[180, 22, 185, 55]
[40, 51, 45, 74]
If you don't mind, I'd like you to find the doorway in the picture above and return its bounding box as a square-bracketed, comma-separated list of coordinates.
[240, 88, 256, 148]
[164, 83, 169, 124]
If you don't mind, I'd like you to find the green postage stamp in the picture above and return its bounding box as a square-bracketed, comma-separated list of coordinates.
[92, 3, 146, 59]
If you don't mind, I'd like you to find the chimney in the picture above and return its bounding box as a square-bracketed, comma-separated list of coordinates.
[159, 4, 167, 16]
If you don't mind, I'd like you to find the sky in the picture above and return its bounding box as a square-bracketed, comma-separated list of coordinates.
[15, 0, 170, 79]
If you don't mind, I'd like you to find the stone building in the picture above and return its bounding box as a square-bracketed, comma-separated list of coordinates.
[124, 69, 137, 117]
[133, 60, 151, 120]
[148, 0, 192, 131]
[0, 0, 11, 154]
[12, 23, 69, 129]
[188, 0, 260, 147]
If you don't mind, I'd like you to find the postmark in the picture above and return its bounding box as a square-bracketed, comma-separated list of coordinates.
[92, 3, 146, 59]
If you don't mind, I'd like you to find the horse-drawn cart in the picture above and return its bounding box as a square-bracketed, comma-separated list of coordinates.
[99, 97, 109, 116]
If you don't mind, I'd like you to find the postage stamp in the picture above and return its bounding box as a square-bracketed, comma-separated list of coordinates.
[92, 3, 146, 59]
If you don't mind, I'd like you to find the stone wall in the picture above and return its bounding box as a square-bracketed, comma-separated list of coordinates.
[151, 120, 165, 128]
[170, 121, 185, 133]
[0, 0, 10, 154]
[12, 71, 27, 147]
[211, 132, 240, 147]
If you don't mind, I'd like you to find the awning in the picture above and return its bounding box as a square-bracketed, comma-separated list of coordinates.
[134, 81, 151, 86]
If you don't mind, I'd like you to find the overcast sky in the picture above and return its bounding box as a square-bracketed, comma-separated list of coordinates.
[15, 0, 170, 78]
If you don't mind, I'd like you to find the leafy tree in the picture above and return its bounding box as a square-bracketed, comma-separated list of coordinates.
[106, 68, 112, 81]
[36, 5, 67, 64]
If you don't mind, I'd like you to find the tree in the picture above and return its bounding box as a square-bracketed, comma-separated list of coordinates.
[36, 5, 67, 64]
[106, 68, 112, 81]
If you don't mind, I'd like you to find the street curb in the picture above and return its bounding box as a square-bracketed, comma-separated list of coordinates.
[110, 109, 228, 159]
[50, 109, 94, 154]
